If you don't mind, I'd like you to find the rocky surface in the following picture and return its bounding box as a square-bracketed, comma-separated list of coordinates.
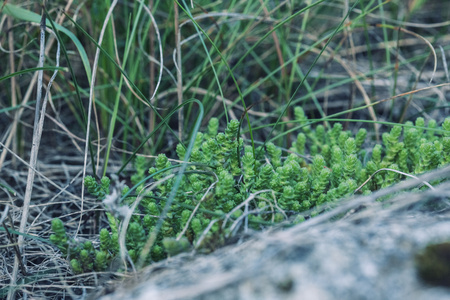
[94, 168, 450, 300]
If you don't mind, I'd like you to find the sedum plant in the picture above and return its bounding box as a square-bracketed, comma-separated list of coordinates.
[51, 109, 450, 274]
[50, 218, 112, 274]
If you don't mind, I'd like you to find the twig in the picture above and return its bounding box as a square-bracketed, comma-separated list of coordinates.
[177, 172, 219, 241]
[9, 4, 62, 297]
[174, 2, 183, 139]
[79, 0, 119, 237]
[354, 168, 435, 193]
[3, 210, 28, 276]
[9, 6, 47, 299]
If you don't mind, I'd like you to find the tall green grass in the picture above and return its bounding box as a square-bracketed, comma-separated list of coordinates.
[2, 0, 448, 165]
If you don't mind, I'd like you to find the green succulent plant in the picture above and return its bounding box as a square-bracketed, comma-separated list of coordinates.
[51, 110, 450, 274]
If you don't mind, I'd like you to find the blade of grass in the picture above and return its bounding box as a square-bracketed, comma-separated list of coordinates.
[43, 6, 98, 177]
[132, 98, 204, 269]
[117, 98, 203, 175]
[60, 10, 184, 149]
[103, 0, 146, 177]
[180, 0, 229, 123]
[1, 1, 92, 82]
[264, 0, 361, 147]
[258, 82, 450, 142]
[175, 0, 257, 172]
[0, 67, 66, 82]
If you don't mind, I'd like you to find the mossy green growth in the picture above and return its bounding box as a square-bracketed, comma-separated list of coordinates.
[51, 112, 450, 274]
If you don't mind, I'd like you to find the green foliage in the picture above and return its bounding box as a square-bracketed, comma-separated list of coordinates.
[162, 237, 191, 256]
[84, 176, 110, 200]
[50, 218, 117, 274]
[52, 114, 450, 274]
[131, 155, 148, 186]
[49, 218, 68, 255]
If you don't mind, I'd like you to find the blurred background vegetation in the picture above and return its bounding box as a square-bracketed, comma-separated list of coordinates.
[1, 0, 449, 177]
